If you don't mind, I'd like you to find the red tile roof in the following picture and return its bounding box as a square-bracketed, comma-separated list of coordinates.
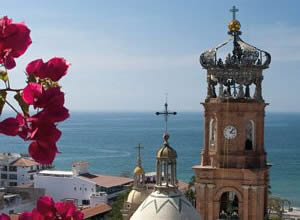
[81, 203, 112, 219]
[9, 204, 112, 220]
[177, 180, 189, 192]
[10, 157, 40, 167]
[79, 174, 133, 188]
[9, 214, 19, 220]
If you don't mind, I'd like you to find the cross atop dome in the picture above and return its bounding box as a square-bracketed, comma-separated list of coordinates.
[228, 5, 241, 34]
[155, 98, 177, 133]
[230, 5, 239, 20]
[135, 143, 143, 168]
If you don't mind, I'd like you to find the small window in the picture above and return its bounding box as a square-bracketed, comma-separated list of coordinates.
[245, 120, 254, 150]
[74, 187, 77, 191]
[209, 119, 217, 149]
[9, 166, 17, 172]
[9, 174, 17, 180]
[82, 200, 90, 205]
[9, 182, 17, 186]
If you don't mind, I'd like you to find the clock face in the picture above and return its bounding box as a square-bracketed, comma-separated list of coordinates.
[224, 125, 237, 140]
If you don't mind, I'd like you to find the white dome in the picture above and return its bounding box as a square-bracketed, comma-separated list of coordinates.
[130, 190, 200, 220]
[127, 188, 148, 206]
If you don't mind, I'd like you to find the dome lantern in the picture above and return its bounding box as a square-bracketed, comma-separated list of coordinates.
[155, 132, 178, 190]
[133, 143, 146, 189]
[130, 102, 200, 220]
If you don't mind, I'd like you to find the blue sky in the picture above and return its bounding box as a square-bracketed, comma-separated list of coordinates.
[3, 0, 300, 112]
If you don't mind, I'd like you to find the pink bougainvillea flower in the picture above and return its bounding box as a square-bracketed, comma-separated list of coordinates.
[35, 87, 65, 109]
[19, 212, 36, 220]
[73, 210, 84, 220]
[55, 201, 77, 219]
[36, 195, 55, 217]
[0, 114, 29, 139]
[34, 105, 69, 124]
[26, 59, 46, 78]
[29, 141, 58, 164]
[2, 52, 16, 70]
[45, 57, 69, 81]
[16, 116, 29, 140]
[26, 57, 69, 81]
[30, 122, 62, 144]
[31, 208, 45, 220]
[22, 82, 43, 106]
[0, 213, 10, 220]
[0, 16, 32, 69]
[0, 117, 20, 136]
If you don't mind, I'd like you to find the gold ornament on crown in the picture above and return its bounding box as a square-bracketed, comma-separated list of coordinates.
[228, 20, 241, 32]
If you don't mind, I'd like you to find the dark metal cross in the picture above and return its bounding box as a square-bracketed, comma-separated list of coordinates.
[230, 5, 239, 20]
[156, 100, 177, 133]
[135, 143, 143, 167]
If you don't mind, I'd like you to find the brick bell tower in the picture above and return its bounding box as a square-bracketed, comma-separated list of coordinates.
[193, 6, 271, 220]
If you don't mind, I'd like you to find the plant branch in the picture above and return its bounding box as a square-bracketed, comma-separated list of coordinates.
[1, 97, 20, 115]
[0, 88, 22, 92]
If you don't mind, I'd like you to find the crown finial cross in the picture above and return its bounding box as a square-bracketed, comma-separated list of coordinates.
[156, 97, 177, 133]
[135, 143, 143, 167]
[230, 5, 239, 20]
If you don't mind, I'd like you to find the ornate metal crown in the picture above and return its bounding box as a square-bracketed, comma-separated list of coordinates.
[200, 6, 271, 102]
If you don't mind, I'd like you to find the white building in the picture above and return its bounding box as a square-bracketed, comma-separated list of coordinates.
[0, 153, 51, 187]
[34, 161, 133, 207]
[0, 184, 45, 214]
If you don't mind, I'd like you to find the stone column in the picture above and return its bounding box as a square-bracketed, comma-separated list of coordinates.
[202, 115, 210, 166]
[207, 76, 212, 99]
[242, 185, 250, 220]
[251, 186, 257, 220]
[254, 76, 263, 101]
[197, 183, 207, 220]
[156, 160, 161, 186]
[257, 186, 265, 220]
[219, 83, 224, 98]
[207, 184, 215, 220]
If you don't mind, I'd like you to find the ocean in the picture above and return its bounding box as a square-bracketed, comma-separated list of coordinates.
[0, 112, 299, 206]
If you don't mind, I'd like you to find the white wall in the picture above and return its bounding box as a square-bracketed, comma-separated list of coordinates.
[34, 175, 105, 206]
[1, 201, 36, 215]
[17, 167, 31, 185]
[0, 162, 41, 187]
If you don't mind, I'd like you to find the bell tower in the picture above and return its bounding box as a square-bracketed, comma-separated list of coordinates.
[193, 6, 271, 220]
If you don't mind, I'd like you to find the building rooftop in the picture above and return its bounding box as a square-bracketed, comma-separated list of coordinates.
[81, 203, 112, 219]
[39, 170, 73, 176]
[10, 157, 40, 167]
[79, 173, 133, 188]
[14, 183, 34, 188]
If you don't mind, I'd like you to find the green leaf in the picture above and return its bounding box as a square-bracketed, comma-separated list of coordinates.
[14, 92, 29, 116]
[26, 73, 37, 83]
[0, 91, 7, 115]
[0, 70, 8, 82]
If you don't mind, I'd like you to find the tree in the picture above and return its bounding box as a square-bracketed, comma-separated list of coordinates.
[107, 189, 131, 220]
[268, 197, 283, 219]
[185, 175, 196, 207]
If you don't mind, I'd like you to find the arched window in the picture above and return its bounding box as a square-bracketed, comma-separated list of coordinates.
[209, 119, 217, 149]
[245, 120, 255, 150]
[219, 191, 239, 219]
